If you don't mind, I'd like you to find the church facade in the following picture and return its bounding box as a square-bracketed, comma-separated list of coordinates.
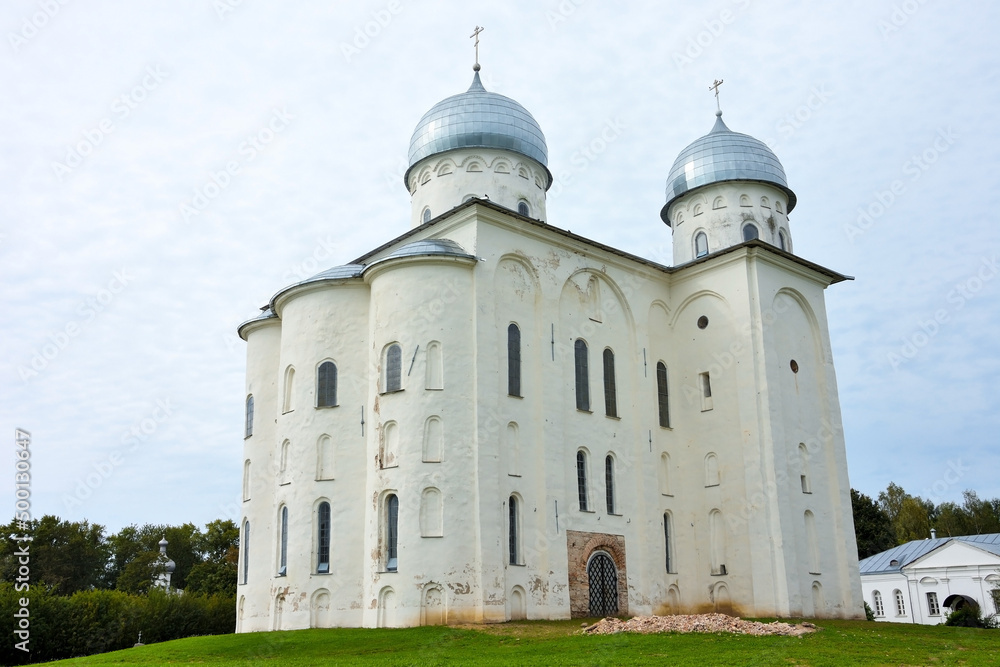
[236, 63, 865, 631]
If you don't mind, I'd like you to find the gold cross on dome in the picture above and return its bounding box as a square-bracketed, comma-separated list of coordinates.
[709, 78, 724, 113]
[470, 25, 484, 66]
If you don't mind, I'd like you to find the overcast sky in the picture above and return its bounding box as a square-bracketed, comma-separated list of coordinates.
[3, 1, 998, 533]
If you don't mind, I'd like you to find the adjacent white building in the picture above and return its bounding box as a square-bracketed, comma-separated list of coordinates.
[235, 62, 865, 631]
[860, 533, 1000, 624]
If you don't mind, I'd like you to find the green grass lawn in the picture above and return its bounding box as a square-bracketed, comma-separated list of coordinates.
[48, 618, 999, 666]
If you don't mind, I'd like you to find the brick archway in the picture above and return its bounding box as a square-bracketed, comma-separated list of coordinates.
[566, 530, 627, 617]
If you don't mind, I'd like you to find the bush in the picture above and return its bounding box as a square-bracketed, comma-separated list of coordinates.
[864, 601, 875, 622]
[0, 582, 234, 664]
[944, 602, 998, 629]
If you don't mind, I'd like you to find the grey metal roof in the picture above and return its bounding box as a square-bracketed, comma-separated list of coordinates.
[859, 533, 1000, 574]
[661, 112, 796, 223]
[366, 238, 475, 269]
[404, 71, 549, 187]
[237, 306, 277, 329]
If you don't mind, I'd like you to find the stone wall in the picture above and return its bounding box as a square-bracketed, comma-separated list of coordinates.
[566, 530, 628, 618]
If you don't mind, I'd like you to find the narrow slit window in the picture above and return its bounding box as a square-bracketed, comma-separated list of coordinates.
[605, 455, 616, 514]
[603, 349, 617, 417]
[700, 372, 713, 411]
[656, 362, 670, 427]
[278, 506, 288, 576]
[574, 339, 590, 411]
[664, 512, 673, 573]
[507, 324, 521, 397]
[242, 520, 250, 584]
[385, 344, 402, 392]
[576, 450, 589, 511]
[386, 494, 399, 571]
[317, 502, 331, 573]
[317, 361, 337, 407]
[245, 395, 254, 437]
[508, 496, 519, 565]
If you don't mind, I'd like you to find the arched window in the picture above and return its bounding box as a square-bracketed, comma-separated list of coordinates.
[282, 366, 295, 413]
[317, 361, 337, 407]
[799, 444, 811, 493]
[742, 223, 759, 241]
[694, 232, 709, 258]
[602, 349, 617, 418]
[316, 434, 334, 480]
[517, 200, 530, 217]
[705, 453, 720, 487]
[574, 339, 590, 411]
[873, 590, 884, 617]
[712, 196, 725, 209]
[605, 454, 616, 514]
[576, 450, 589, 511]
[279, 440, 290, 475]
[664, 512, 674, 573]
[241, 520, 250, 584]
[775, 200, 784, 214]
[317, 502, 331, 573]
[894, 589, 906, 616]
[422, 207, 431, 224]
[386, 494, 399, 571]
[709, 509, 726, 575]
[507, 324, 521, 397]
[425, 341, 443, 390]
[508, 496, 520, 564]
[278, 506, 288, 576]
[656, 362, 670, 427]
[384, 344, 402, 393]
[805, 510, 820, 573]
[244, 395, 254, 437]
[242, 460, 251, 501]
[420, 488, 443, 537]
[659, 453, 672, 496]
[778, 230, 788, 251]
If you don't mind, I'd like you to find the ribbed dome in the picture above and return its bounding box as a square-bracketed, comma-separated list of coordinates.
[660, 112, 796, 223]
[404, 71, 549, 187]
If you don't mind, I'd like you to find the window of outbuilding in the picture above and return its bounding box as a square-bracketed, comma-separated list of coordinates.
[927, 592, 940, 616]
[873, 591, 884, 616]
[894, 589, 906, 616]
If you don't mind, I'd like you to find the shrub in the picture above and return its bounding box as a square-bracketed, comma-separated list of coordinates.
[863, 601, 875, 622]
[944, 602, 998, 629]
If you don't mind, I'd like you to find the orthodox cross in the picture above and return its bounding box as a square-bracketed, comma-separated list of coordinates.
[470, 25, 484, 67]
[709, 78, 724, 113]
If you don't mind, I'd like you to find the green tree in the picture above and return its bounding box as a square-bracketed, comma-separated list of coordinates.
[961, 490, 1000, 535]
[933, 502, 972, 537]
[851, 489, 896, 559]
[0, 515, 108, 594]
[186, 519, 238, 596]
[895, 496, 932, 543]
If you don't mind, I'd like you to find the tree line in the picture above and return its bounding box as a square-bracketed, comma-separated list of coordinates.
[852, 484, 1000, 560]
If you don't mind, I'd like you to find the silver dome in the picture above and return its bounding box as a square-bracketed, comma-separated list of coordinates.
[367, 239, 475, 269]
[661, 113, 796, 223]
[404, 71, 550, 187]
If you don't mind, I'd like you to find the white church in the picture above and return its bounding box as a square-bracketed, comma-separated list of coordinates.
[235, 56, 865, 630]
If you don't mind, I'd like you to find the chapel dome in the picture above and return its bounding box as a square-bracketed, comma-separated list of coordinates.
[404, 69, 550, 188]
[660, 112, 796, 223]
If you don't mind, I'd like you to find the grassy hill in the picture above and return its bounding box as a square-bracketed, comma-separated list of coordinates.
[48, 618, 998, 666]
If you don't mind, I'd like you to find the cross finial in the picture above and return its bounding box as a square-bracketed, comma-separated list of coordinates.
[709, 79, 724, 114]
[470, 25, 484, 69]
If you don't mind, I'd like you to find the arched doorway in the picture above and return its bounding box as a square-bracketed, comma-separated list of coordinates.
[588, 552, 619, 616]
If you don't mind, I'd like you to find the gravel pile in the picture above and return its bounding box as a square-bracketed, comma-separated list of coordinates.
[582, 614, 816, 637]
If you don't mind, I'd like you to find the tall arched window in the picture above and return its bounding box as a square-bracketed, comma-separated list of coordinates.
[805, 510, 820, 574]
[282, 366, 295, 413]
[603, 349, 617, 418]
[384, 344, 402, 392]
[656, 362, 670, 427]
[317, 361, 337, 407]
[605, 454, 616, 514]
[317, 502, 331, 573]
[574, 339, 590, 411]
[507, 324, 521, 397]
[694, 232, 709, 258]
[799, 444, 811, 493]
[872, 590, 884, 617]
[710, 509, 726, 575]
[894, 589, 906, 616]
[244, 395, 254, 437]
[425, 341, 443, 390]
[742, 223, 759, 241]
[278, 506, 288, 576]
[242, 460, 251, 501]
[778, 230, 788, 251]
[664, 512, 674, 573]
[386, 494, 399, 571]
[241, 520, 250, 584]
[576, 450, 589, 511]
[508, 496, 519, 565]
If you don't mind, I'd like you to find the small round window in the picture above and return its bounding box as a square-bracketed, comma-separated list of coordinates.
[697, 316, 709, 329]
[790, 359, 799, 373]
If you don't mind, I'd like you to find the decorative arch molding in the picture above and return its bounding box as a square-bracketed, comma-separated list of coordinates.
[919, 576, 938, 585]
[667, 289, 731, 328]
[648, 299, 672, 322]
[494, 253, 543, 294]
[509, 585, 527, 620]
[773, 288, 824, 355]
[310, 588, 331, 628]
[433, 158, 457, 176]
[457, 153, 490, 171]
[561, 268, 637, 332]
